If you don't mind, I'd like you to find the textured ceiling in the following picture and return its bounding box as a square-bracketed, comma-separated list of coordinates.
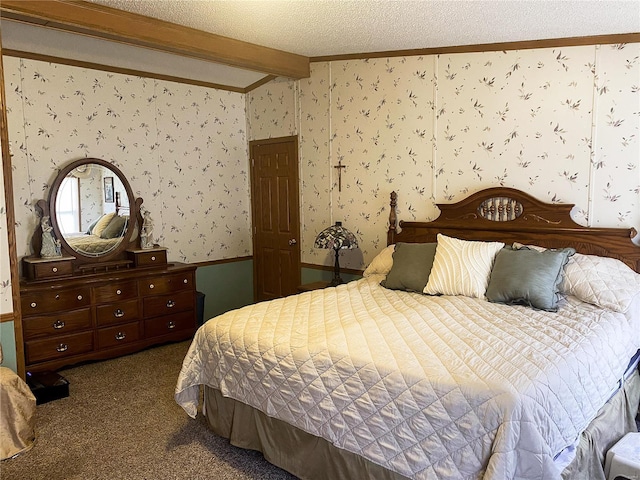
[85, 0, 640, 57]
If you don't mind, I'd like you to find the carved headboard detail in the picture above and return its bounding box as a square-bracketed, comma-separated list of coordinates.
[388, 187, 640, 273]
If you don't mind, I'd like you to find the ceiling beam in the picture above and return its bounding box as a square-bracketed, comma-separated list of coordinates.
[0, 0, 310, 79]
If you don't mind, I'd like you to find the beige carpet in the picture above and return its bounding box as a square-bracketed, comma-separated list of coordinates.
[0, 341, 296, 480]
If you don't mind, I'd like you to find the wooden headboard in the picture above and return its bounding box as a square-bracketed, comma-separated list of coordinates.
[387, 187, 640, 273]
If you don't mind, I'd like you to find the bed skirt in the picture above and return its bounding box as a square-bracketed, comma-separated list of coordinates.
[562, 369, 640, 480]
[203, 386, 409, 480]
[203, 369, 640, 480]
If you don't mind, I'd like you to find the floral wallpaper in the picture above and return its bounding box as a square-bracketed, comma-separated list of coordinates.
[2, 41, 638, 293]
[248, 43, 640, 271]
[591, 44, 640, 227]
[436, 47, 595, 211]
[247, 76, 297, 140]
[297, 62, 333, 267]
[154, 81, 251, 261]
[4, 56, 252, 266]
[327, 56, 437, 267]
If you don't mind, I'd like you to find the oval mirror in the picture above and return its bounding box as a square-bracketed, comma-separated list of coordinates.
[49, 158, 138, 260]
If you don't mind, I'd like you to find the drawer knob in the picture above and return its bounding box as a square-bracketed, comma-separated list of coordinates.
[149, 284, 154, 289]
[56, 343, 69, 353]
[151, 256, 156, 261]
[55, 294, 60, 300]
[115, 332, 126, 341]
[114, 309, 125, 318]
[52, 267, 58, 273]
[183, 279, 188, 284]
[116, 289, 122, 295]
[53, 320, 65, 329]
[30, 302, 37, 308]
[167, 321, 176, 329]
[166, 300, 176, 308]
[77, 295, 83, 300]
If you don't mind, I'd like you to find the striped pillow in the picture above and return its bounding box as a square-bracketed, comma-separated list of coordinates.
[423, 234, 504, 299]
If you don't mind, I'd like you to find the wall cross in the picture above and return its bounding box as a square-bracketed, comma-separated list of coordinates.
[334, 160, 346, 192]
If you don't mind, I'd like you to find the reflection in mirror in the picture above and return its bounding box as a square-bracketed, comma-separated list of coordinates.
[54, 162, 131, 257]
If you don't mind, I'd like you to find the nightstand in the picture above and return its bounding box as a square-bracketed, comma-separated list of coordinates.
[297, 281, 330, 293]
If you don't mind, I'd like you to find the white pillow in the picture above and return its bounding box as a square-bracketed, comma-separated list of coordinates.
[512, 242, 546, 252]
[560, 253, 640, 313]
[424, 234, 504, 299]
[363, 244, 395, 277]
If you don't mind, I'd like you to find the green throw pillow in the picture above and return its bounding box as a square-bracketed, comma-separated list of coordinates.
[86, 217, 100, 234]
[381, 242, 437, 293]
[100, 215, 127, 239]
[486, 246, 575, 311]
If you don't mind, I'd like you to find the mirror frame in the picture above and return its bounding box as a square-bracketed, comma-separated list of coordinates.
[48, 158, 140, 264]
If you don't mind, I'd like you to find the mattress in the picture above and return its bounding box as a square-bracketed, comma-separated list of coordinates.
[175, 275, 640, 480]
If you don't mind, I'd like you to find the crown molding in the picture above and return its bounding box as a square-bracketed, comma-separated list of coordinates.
[311, 33, 640, 62]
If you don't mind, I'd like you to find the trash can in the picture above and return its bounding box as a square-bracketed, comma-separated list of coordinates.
[196, 291, 205, 326]
[605, 432, 640, 480]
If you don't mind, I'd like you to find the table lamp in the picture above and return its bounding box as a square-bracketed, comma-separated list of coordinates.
[314, 222, 358, 286]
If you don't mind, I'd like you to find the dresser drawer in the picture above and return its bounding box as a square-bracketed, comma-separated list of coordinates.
[96, 299, 140, 327]
[22, 287, 91, 316]
[23, 308, 92, 339]
[26, 331, 93, 364]
[32, 260, 74, 280]
[138, 272, 194, 296]
[22, 256, 75, 281]
[143, 290, 194, 317]
[93, 280, 138, 304]
[97, 322, 141, 349]
[144, 311, 195, 338]
[127, 248, 167, 268]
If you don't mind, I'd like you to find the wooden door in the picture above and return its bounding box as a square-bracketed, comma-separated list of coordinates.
[250, 136, 300, 301]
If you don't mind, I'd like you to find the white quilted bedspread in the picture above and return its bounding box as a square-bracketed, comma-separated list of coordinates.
[175, 275, 640, 480]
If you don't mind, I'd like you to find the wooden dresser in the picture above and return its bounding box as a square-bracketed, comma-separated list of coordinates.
[20, 263, 197, 373]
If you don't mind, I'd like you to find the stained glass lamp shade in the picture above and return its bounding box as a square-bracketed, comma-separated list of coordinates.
[314, 222, 358, 286]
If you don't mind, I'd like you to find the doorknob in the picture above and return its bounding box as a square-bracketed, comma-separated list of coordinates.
[288, 239, 297, 246]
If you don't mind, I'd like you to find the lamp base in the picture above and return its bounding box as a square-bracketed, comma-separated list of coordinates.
[330, 248, 345, 287]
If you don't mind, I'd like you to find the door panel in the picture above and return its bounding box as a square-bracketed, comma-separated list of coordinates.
[251, 137, 300, 301]
[259, 177, 274, 231]
[260, 247, 279, 298]
[278, 177, 291, 232]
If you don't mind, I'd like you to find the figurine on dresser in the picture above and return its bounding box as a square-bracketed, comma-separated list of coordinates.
[140, 209, 154, 250]
[40, 215, 62, 258]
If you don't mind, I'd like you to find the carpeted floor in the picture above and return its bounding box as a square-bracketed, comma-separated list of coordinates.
[1, 341, 297, 480]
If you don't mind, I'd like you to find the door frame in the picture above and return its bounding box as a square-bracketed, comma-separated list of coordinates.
[249, 135, 301, 301]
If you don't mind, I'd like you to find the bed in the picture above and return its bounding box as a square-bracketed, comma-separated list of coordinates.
[176, 187, 640, 480]
[65, 206, 130, 256]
